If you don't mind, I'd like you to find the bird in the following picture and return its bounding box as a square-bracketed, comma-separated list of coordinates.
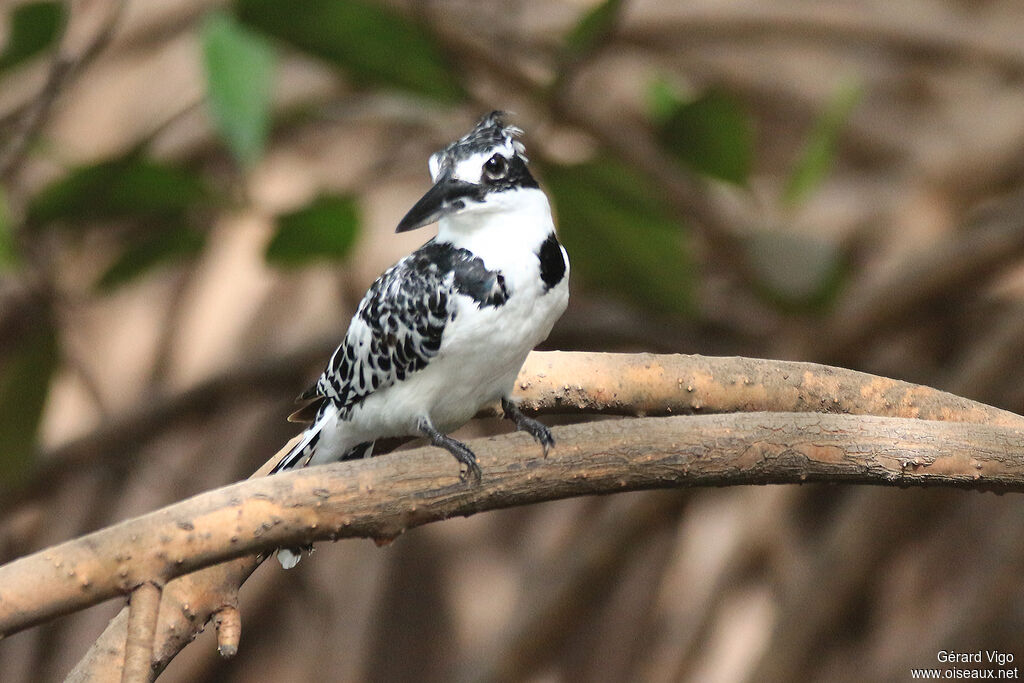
[270, 112, 569, 568]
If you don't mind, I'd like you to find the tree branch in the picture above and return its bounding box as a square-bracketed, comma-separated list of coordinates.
[4, 410, 1024, 644]
[819, 188, 1024, 362]
[622, 7, 1024, 76]
[430, 26, 752, 279]
[0, 0, 127, 181]
[19, 348, 1019, 512]
[503, 352, 1024, 428]
[122, 582, 161, 683]
[39, 350, 1024, 679]
[4, 341, 332, 510]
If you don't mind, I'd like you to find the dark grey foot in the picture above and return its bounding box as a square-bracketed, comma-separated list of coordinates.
[417, 417, 482, 483]
[502, 397, 554, 456]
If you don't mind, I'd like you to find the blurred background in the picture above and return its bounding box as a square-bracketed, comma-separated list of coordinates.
[2, 0, 1024, 680]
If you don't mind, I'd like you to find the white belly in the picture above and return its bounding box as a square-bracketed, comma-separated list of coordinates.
[344, 273, 568, 439]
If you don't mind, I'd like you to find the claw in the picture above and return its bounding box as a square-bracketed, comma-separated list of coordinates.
[459, 457, 483, 483]
[538, 428, 555, 458]
[502, 397, 555, 457]
[418, 416, 483, 483]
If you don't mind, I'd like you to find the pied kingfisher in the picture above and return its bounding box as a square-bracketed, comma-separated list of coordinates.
[272, 112, 569, 567]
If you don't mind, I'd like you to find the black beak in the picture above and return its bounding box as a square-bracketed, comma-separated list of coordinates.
[396, 176, 481, 233]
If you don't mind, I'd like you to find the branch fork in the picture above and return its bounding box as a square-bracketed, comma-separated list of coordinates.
[0, 352, 1019, 680]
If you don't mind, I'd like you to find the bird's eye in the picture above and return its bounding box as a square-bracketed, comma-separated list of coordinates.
[483, 154, 509, 180]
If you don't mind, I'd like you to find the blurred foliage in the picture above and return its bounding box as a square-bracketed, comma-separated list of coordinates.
[202, 11, 275, 167]
[4, 2, 1016, 678]
[0, 188, 14, 269]
[541, 157, 693, 315]
[96, 226, 206, 291]
[26, 155, 209, 227]
[741, 82, 860, 310]
[0, 314, 58, 484]
[646, 78, 681, 123]
[265, 194, 361, 267]
[26, 155, 212, 290]
[650, 82, 753, 185]
[564, 0, 623, 59]
[0, 1, 64, 73]
[784, 80, 863, 207]
[744, 232, 847, 311]
[647, 76, 855, 309]
[234, 0, 464, 102]
[0, 0, 864, 474]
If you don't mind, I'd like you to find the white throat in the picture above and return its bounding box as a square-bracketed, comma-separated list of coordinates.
[436, 187, 555, 272]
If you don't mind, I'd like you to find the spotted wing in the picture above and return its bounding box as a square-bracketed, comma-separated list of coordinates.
[298, 241, 508, 421]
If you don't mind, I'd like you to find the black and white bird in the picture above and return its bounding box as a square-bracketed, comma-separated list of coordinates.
[271, 112, 569, 568]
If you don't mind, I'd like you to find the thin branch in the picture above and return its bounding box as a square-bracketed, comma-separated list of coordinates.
[431, 27, 752, 279]
[67, 442, 292, 682]
[214, 605, 241, 658]
[463, 491, 688, 683]
[3, 340, 332, 510]
[0, 0, 127, 181]
[4, 411, 1024, 643]
[122, 582, 161, 683]
[621, 7, 1024, 76]
[819, 188, 1024, 362]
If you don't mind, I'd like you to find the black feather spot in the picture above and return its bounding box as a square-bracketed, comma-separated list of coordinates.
[537, 233, 566, 291]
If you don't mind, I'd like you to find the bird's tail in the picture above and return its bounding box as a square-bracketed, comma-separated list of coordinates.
[269, 433, 319, 474]
[269, 403, 376, 568]
[270, 407, 332, 474]
[266, 413, 320, 569]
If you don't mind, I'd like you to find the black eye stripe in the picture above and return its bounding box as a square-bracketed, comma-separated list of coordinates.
[482, 154, 539, 192]
[436, 151, 538, 193]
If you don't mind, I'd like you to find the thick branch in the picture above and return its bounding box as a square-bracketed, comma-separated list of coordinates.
[51, 351, 1024, 678]
[69, 445, 293, 681]
[4, 412, 1024, 641]
[498, 352, 1024, 429]
[18, 349, 1018, 510]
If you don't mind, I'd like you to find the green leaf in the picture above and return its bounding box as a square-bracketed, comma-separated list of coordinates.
[540, 157, 694, 315]
[97, 226, 206, 291]
[27, 156, 209, 227]
[265, 194, 360, 266]
[655, 87, 753, 185]
[565, 0, 624, 58]
[783, 80, 862, 207]
[0, 315, 58, 484]
[235, 0, 463, 102]
[0, 187, 16, 269]
[202, 11, 275, 167]
[745, 231, 846, 310]
[0, 2, 65, 72]
[646, 77, 681, 125]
